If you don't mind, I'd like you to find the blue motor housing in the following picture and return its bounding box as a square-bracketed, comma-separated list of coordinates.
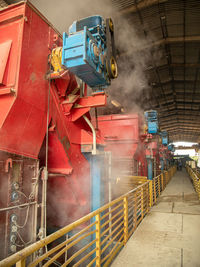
[161, 131, 168, 146]
[168, 144, 175, 152]
[62, 16, 117, 89]
[145, 110, 158, 134]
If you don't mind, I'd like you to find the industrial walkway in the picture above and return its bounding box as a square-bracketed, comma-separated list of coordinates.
[112, 169, 200, 267]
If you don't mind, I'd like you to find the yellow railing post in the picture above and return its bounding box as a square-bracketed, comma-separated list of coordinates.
[95, 214, 101, 267]
[158, 176, 161, 196]
[149, 180, 153, 207]
[141, 187, 144, 219]
[154, 179, 156, 203]
[16, 260, 26, 267]
[124, 196, 129, 241]
[163, 172, 166, 188]
[161, 173, 164, 191]
[123, 196, 128, 245]
[133, 192, 137, 231]
[166, 172, 168, 184]
[146, 184, 149, 213]
[186, 165, 200, 200]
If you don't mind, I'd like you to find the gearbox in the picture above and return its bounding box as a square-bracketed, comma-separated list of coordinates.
[62, 16, 117, 89]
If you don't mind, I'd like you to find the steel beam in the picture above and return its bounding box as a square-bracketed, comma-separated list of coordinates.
[119, 0, 168, 15]
[160, 120, 200, 125]
[152, 79, 196, 88]
[147, 63, 200, 71]
[162, 125, 200, 131]
[158, 107, 200, 114]
[147, 36, 200, 49]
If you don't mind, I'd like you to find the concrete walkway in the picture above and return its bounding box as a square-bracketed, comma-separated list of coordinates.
[112, 169, 200, 267]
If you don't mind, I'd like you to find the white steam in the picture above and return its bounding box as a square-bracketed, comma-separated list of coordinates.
[29, 0, 159, 113]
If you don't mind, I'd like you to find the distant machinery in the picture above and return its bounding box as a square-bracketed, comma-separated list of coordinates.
[144, 110, 160, 180]
[98, 114, 147, 199]
[144, 111, 174, 179]
[168, 144, 175, 152]
[144, 110, 158, 134]
[161, 131, 168, 146]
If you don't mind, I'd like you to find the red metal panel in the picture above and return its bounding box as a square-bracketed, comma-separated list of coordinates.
[98, 114, 140, 142]
[0, 4, 24, 129]
[48, 131, 73, 175]
[0, 2, 106, 231]
[0, 3, 61, 158]
[0, 2, 106, 159]
[0, 40, 12, 84]
[74, 94, 107, 108]
[98, 113, 147, 177]
[0, 4, 24, 90]
[47, 134, 91, 226]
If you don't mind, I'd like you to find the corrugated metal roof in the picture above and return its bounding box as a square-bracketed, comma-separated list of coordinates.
[113, 0, 200, 142]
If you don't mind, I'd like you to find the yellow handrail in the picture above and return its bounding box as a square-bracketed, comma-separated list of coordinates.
[0, 166, 176, 267]
[186, 165, 200, 200]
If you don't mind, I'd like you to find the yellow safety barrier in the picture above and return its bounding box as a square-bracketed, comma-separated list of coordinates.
[194, 169, 200, 180]
[186, 165, 200, 200]
[149, 166, 176, 207]
[0, 167, 176, 267]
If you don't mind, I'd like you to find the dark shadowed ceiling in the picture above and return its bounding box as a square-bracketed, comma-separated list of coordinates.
[2, 0, 200, 143]
[111, 0, 200, 143]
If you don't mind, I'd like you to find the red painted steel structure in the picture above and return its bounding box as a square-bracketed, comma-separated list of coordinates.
[0, 2, 106, 258]
[0, 2, 173, 261]
[98, 114, 148, 178]
[159, 144, 173, 169]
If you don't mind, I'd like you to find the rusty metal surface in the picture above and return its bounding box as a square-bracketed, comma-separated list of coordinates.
[0, 151, 39, 260]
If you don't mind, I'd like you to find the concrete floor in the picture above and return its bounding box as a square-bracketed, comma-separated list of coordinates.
[111, 169, 200, 267]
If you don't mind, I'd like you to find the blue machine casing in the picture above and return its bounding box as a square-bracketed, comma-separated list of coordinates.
[62, 16, 110, 88]
[168, 144, 175, 152]
[161, 131, 168, 146]
[145, 110, 158, 134]
[146, 157, 153, 180]
[160, 159, 164, 171]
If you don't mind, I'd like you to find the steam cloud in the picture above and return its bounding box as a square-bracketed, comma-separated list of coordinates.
[27, 0, 159, 227]
[30, 0, 158, 113]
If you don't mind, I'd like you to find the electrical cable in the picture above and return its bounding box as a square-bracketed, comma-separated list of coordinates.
[14, 205, 30, 229]
[16, 190, 29, 200]
[16, 231, 26, 246]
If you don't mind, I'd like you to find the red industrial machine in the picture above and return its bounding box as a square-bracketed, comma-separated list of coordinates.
[0, 2, 117, 259]
[0, 1, 174, 262]
[98, 114, 148, 198]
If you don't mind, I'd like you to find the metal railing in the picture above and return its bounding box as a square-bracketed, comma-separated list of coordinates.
[186, 165, 200, 200]
[149, 167, 176, 207]
[0, 166, 176, 267]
